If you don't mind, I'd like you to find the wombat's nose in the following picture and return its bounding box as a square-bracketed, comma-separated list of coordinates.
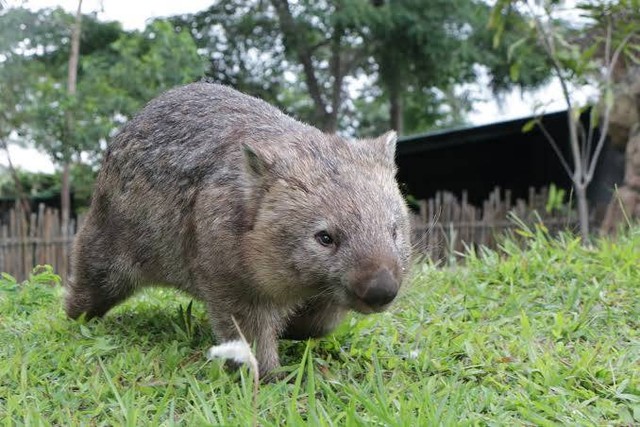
[360, 268, 398, 307]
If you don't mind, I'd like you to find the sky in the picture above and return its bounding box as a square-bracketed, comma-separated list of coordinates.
[2, 0, 582, 173]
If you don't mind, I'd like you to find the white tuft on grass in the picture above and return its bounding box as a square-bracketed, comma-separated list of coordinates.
[207, 340, 256, 366]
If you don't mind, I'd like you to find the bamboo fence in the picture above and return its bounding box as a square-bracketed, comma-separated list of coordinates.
[0, 204, 82, 282]
[410, 186, 594, 262]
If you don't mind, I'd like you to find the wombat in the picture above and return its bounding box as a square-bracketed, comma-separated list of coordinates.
[65, 82, 412, 378]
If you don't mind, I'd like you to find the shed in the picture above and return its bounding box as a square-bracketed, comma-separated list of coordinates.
[395, 110, 624, 214]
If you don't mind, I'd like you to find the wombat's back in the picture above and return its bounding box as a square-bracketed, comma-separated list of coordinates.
[83, 83, 318, 290]
[104, 82, 318, 188]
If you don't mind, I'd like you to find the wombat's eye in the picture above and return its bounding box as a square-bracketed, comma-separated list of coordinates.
[315, 230, 334, 247]
[391, 223, 398, 240]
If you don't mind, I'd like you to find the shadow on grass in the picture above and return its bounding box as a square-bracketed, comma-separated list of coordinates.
[73, 290, 336, 371]
[89, 296, 214, 349]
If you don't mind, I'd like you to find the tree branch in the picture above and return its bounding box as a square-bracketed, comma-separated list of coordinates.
[529, 1, 582, 182]
[342, 48, 370, 78]
[585, 19, 612, 181]
[270, 0, 328, 124]
[585, 107, 595, 172]
[328, 12, 344, 133]
[578, 119, 588, 174]
[586, 28, 635, 181]
[535, 118, 574, 178]
[309, 39, 330, 53]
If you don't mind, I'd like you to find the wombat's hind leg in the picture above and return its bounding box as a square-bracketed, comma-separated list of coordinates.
[64, 264, 137, 320]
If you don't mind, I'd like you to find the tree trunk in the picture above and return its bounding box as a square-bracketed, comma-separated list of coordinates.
[271, 0, 329, 131]
[389, 85, 403, 135]
[325, 3, 343, 134]
[601, 67, 640, 233]
[64, 0, 82, 220]
[61, 0, 82, 280]
[575, 183, 590, 243]
[601, 131, 640, 233]
[61, 162, 71, 223]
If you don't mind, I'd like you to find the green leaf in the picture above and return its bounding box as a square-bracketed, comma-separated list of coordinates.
[507, 36, 528, 62]
[522, 118, 537, 133]
[589, 106, 600, 130]
[510, 62, 521, 81]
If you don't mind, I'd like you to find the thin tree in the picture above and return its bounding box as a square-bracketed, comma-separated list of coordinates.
[492, 0, 636, 242]
[270, 0, 347, 133]
[63, 0, 83, 276]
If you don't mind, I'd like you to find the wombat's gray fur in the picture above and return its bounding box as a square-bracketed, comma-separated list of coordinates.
[65, 82, 412, 378]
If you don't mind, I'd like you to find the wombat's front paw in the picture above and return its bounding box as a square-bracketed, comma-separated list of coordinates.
[219, 359, 285, 382]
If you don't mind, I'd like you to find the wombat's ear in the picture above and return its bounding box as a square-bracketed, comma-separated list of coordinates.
[243, 144, 271, 182]
[374, 130, 398, 164]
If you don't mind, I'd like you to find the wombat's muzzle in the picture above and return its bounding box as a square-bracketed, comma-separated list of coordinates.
[352, 268, 399, 312]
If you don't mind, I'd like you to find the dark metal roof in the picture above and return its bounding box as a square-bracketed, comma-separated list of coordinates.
[397, 110, 568, 154]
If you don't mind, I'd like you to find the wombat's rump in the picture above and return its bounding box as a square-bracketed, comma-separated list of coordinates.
[65, 82, 412, 377]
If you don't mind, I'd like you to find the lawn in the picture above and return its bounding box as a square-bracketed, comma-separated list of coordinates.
[1, 226, 639, 426]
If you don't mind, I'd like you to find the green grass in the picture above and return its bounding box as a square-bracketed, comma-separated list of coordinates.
[1, 226, 639, 426]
